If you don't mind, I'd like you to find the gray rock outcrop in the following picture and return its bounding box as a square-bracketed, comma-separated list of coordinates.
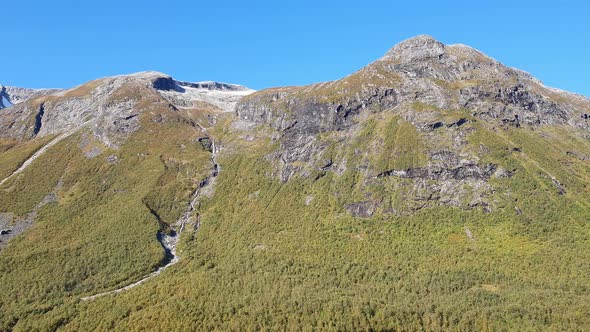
[0, 85, 62, 109]
[233, 35, 590, 214]
[0, 72, 254, 147]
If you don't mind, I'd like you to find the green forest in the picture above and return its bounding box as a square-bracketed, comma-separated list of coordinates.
[1, 110, 590, 331]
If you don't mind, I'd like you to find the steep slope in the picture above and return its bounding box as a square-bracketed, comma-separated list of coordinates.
[0, 72, 253, 146]
[1, 36, 590, 331]
[0, 85, 62, 109]
[0, 72, 254, 329]
[236, 35, 590, 214]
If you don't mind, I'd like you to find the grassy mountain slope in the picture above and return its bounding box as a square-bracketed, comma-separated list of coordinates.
[1, 36, 590, 330]
[34, 119, 590, 331]
[0, 90, 216, 330]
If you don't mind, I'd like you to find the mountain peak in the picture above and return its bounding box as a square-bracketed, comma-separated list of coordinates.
[383, 34, 445, 63]
[395, 34, 439, 44]
[3, 34, 590, 331]
[117, 71, 171, 80]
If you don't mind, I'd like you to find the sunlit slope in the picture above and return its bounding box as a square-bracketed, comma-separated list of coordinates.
[0, 84, 217, 330]
[1, 35, 590, 331]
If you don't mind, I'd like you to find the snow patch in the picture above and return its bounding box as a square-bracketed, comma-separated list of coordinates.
[0, 95, 12, 109]
[159, 81, 255, 112]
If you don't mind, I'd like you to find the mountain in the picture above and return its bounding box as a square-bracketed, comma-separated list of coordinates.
[0, 85, 62, 109]
[1, 35, 590, 330]
[237, 35, 590, 214]
[0, 71, 253, 146]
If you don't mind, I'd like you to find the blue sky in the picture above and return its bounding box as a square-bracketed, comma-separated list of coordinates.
[2, 0, 589, 96]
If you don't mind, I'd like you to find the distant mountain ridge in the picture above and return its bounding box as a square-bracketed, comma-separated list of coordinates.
[0, 85, 62, 109]
[0, 72, 254, 147]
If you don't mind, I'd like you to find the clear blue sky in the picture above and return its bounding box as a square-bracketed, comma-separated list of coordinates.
[2, 0, 589, 96]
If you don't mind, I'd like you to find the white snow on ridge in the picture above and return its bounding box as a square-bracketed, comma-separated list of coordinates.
[159, 80, 256, 113]
[23, 71, 256, 113]
[117, 71, 169, 79]
[0, 95, 12, 109]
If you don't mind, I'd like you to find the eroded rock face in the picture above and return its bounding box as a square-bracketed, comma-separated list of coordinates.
[345, 201, 377, 218]
[383, 34, 446, 63]
[376, 163, 497, 181]
[2, 36, 589, 217]
[234, 35, 590, 214]
[0, 72, 254, 147]
[0, 77, 143, 146]
[0, 85, 62, 109]
[237, 35, 590, 135]
[154, 75, 255, 112]
[235, 35, 590, 187]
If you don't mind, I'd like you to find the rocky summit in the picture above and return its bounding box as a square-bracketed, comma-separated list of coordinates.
[1, 36, 590, 330]
[237, 35, 590, 213]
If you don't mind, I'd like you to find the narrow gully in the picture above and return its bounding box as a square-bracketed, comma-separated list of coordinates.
[81, 136, 220, 301]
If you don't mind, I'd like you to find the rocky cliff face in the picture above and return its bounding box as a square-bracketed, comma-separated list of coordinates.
[2, 36, 590, 216]
[235, 35, 590, 214]
[0, 72, 254, 147]
[0, 85, 62, 109]
[237, 35, 590, 132]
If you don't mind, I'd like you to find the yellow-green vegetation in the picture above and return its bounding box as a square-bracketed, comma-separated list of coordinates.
[0, 108, 213, 330]
[411, 101, 441, 112]
[29, 130, 590, 331]
[431, 78, 483, 91]
[466, 124, 590, 233]
[299, 62, 401, 104]
[240, 60, 401, 112]
[60, 79, 106, 99]
[2, 107, 590, 330]
[0, 136, 54, 180]
[375, 117, 428, 172]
